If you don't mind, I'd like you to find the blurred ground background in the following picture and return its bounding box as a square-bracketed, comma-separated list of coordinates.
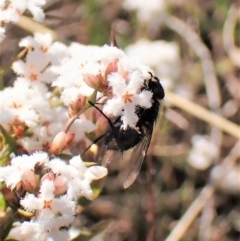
[0, 1, 240, 241]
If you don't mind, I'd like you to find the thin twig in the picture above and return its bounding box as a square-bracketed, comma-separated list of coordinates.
[198, 196, 214, 241]
[223, 5, 240, 67]
[165, 90, 240, 139]
[163, 16, 221, 111]
[64, 107, 88, 133]
[222, 140, 240, 166]
[165, 140, 240, 241]
[163, 15, 223, 158]
[17, 16, 58, 41]
[165, 185, 214, 241]
[110, 29, 119, 48]
[146, 155, 155, 241]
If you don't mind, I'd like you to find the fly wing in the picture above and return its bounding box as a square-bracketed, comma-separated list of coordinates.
[102, 149, 123, 167]
[123, 127, 153, 189]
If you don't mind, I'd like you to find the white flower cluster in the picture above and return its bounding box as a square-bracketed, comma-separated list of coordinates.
[0, 0, 46, 42]
[187, 135, 219, 170]
[0, 152, 107, 241]
[0, 33, 96, 153]
[53, 43, 154, 129]
[0, 33, 156, 239]
[0, 33, 156, 153]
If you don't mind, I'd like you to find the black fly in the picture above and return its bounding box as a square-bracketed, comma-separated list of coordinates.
[86, 73, 164, 188]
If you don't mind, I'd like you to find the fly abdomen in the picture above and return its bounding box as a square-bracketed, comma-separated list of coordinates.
[104, 126, 142, 151]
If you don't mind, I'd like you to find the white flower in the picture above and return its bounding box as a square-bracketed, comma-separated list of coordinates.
[0, 165, 22, 190]
[0, 1, 46, 42]
[66, 159, 92, 200]
[11, 0, 46, 22]
[12, 49, 53, 84]
[188, 135, 219, 170]
[69, 119, 95, 141]
[45, 158, 70, 176]
[0, 152, 48, 189]
[46, 156, 92, 200]
[69, 155, 87, 172]
[85, 166, 108, 182]
[103, 72, 153, 129]
[0, 151, 108, 240]
[0, 77, 49, 133]
[66, 156, 107, 200]
[52, 43, 127, 106]
[52, 59, 95, 105]
[19, 33, 67, 65]
[21, 179, 75, 222]
[20, 180, 74, 241]
[12, 151, 49, 167]
[11, 221, 70, 241]
[58, 82, 94, 106]
[0, 1, 20, 23]
[48, 42, 69, 65]
[46, 155, 108, 200]
[20, 221, 47, 241]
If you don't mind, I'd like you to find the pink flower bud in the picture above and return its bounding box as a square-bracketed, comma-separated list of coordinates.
[21, 170, 39, 193]
[50, 131, 67, 154]
[105, 60, 118, 79]
[66, 133, 75, 145]
[54, 175, 68, 196]
[118, 63, 129, 79]
[41, 173, 55, 183]
[9, 120, 26, 138]
[83, 74, 102, 89]
[68, 96, 87, 116]
[83, 74, 108, 92]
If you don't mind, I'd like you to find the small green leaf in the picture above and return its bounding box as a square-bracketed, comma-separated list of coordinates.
[83, 162, 97, 167]
[0, 149, 10, 166]
[91, 177, 106, 200]
[85, 89, 97, 108]
[71, 220, 111, 241]
[0, 193, 6, 211]
[0, 125, 18, 155]
[56, 153, 72, 162]
[17, 208, 34, 218]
